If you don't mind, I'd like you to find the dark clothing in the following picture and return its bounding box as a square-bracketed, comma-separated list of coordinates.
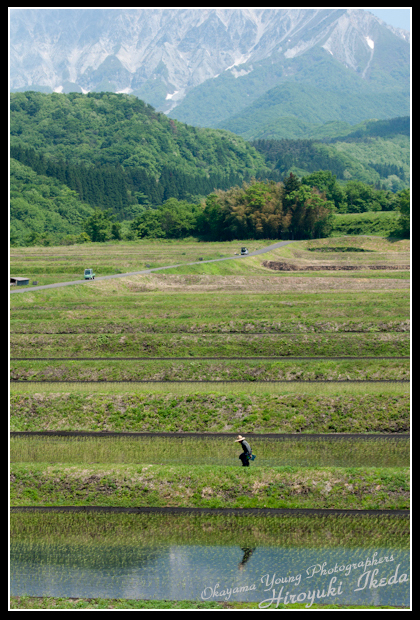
[238, 439, 252, 466]
[240, 440, 251, 455]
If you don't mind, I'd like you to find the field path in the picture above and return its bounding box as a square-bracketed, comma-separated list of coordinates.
[10, 240, 296, 294]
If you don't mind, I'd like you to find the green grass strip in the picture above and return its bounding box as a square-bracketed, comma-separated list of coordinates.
[10, 390, 410, 433]
[9, 596, 408, 610]
[10, 463, 409, 510]
[10, 358, 410, 382]
[9, 330, 411, 358]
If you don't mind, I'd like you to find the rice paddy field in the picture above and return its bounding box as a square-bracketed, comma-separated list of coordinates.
[10, 236, 411, 609]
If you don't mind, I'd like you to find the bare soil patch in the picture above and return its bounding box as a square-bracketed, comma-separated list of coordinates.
[262, 261, 410, 272]
[115, 274, 410, 293]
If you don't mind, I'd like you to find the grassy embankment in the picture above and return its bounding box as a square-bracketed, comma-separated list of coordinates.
[10, 462, 409, 510]
[10, 386, 410, 433]
[10, 332, 410, 357]
[10, 597, 406, 610]
[10, 358, 410, 382]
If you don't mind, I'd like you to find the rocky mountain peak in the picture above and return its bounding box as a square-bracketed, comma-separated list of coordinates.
[10, 8, 409, 121]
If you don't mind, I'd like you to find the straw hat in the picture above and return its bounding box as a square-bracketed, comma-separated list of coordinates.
[234, 435, 245, 442]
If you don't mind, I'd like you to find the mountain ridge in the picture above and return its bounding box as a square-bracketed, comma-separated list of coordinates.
[10, 8, 409, 117]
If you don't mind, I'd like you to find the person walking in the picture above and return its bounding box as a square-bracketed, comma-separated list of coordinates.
[235, 434, 252, 466]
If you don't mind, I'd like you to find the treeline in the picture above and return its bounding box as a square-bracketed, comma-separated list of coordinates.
[324, 116, 410, 142]
[78, 177, 335, 243]
[126, 174, 409, 242]
[250, 142, 407, 211]
[11, 142, 405, 223]
[251, 133, 409, 192]
[196, 176, 335, 241]
[11, 160, 410, 246]
[298, 171, 404, 214]
[252, 139, 347, 180]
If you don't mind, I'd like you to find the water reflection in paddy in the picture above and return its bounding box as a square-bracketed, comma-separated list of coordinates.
[11, 542, 409, 607]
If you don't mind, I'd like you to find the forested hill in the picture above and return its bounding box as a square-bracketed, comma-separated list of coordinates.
[10, 91, 410, 245]
[250, 117, 410, 193]
[10, 91, 268, 219]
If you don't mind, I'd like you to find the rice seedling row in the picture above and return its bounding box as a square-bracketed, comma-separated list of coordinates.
[10, 435, 409, 468]
[10, 509, 410, 526]
[10, 380, 409, 394]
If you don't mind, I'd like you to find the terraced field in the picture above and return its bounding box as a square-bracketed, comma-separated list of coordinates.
[10, 236, 410, 609]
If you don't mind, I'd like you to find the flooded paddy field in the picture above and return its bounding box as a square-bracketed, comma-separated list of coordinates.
[10, 511, 409, 607]
[10, 434, 409, 468]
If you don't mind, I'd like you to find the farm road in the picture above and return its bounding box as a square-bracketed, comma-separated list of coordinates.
[10, 240, 296, 294]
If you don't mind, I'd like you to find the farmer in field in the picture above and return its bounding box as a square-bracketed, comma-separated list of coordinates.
[235, 434, 252, 467]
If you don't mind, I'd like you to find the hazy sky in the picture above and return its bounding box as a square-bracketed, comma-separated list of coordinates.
[8, 7, 412, 32]
[363, 8, 411, 31]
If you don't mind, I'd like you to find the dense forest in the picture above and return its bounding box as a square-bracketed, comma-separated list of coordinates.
[10, 92, 410, 245]
[10, 144, 247, 221]
[251, 117, 410, 192]
[10, 91, 266, 204]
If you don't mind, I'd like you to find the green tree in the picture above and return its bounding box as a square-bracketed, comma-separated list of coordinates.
[344, 181, 376, 213]
[198, 180, 286, 240]
[301, 170, 347, 213]
[111, 222, 122, 240]
[158, 198, 200, 238]
[283, 172, 301, 196]
[287, 186, 335, 239]
[130, 209, 165, 238]
[76, 232, 91, 244]
[10, 228, 21, 246]
[197, 194, 225, 240]
[395, 188, 410, 237]
[83, 208, 114, 242]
